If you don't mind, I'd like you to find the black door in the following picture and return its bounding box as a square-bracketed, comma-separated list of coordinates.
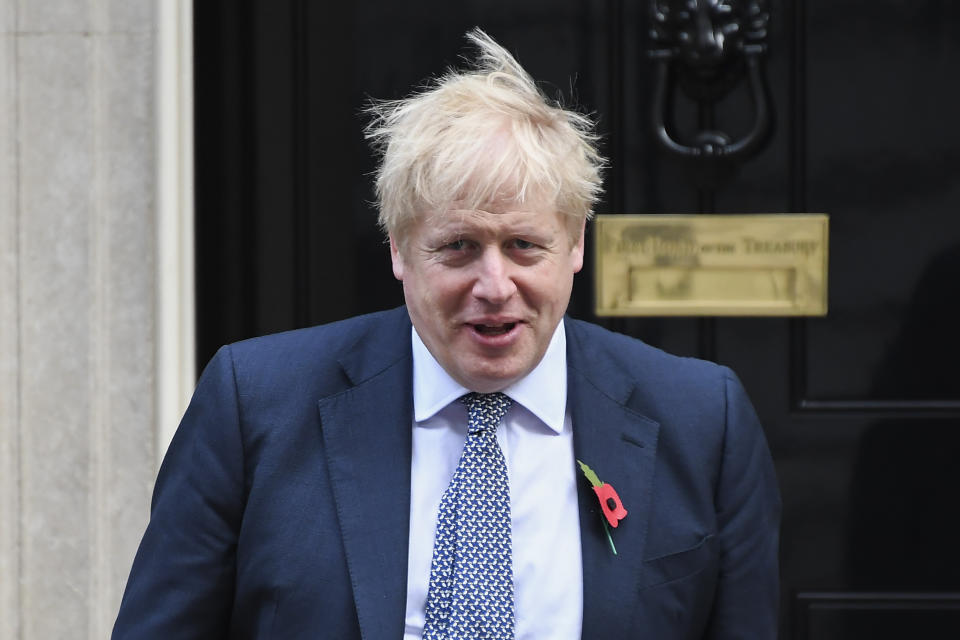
[194, 2, 960, 637]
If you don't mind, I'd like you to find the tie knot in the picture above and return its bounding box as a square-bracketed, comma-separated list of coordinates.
[461, 392, 512, 435]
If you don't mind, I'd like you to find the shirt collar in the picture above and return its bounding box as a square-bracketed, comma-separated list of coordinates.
[411, 320, 568, 434]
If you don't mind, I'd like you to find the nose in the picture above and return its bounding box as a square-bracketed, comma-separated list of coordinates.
[472, 248, 517, 304]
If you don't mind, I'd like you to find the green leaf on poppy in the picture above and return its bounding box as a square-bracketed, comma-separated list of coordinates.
[602, 516, 618, 555]
[576, 459, 603, 488]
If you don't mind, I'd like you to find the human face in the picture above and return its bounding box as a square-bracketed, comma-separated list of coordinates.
[391, 200, 584, 393]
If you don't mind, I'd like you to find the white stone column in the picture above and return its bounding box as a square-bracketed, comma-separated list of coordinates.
[1, 3, 21, 637]
[0, 0, 192, 636]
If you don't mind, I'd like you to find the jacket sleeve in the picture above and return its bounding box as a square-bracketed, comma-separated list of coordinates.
[705, 369, 782, 640]
[113, 346, 245, 639]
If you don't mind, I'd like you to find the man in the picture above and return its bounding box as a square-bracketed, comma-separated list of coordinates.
[114, 29, 780, 639]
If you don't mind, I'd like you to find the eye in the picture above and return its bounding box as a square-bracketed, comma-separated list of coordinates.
[510, 238, 536, 250]
[443, 239, 467, 251]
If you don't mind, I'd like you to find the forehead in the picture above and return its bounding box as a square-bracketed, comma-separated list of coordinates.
[428, 203, 555, 231]
[398, 197, 580, 245]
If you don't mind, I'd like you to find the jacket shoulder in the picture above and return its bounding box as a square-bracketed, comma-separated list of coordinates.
[230, 307, 404, 355]
[207, 307, 411, 398]
[565, 317, 728, 389]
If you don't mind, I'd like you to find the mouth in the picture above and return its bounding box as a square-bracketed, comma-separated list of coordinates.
[472, 322, 517, 335]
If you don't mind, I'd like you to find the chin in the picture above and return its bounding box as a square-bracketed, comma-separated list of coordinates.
[459, 364, 527, 393]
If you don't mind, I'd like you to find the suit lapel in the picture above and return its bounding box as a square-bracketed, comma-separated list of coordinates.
[566, 321, 660, 639]
[318, 310, 414, 640]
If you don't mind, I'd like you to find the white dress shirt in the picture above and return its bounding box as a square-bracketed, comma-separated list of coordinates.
[402, 320, 583, 640]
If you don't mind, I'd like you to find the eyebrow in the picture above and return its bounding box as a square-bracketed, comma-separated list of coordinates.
[431, 224, 552, 240]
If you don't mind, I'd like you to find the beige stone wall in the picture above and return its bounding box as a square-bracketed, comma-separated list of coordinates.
[0, 0, 159, 637]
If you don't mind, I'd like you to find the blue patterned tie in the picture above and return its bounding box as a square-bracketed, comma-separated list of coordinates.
[422, 392, 515, 640]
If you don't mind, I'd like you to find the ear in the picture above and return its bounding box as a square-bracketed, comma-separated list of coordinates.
[389, 235, 405, 281]
[571, 219, 586, 274]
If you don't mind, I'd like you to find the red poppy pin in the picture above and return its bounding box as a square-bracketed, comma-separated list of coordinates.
[577, 460, 628, 555]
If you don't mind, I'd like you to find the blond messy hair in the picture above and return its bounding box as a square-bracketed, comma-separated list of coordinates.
[365, 28, 605, 243]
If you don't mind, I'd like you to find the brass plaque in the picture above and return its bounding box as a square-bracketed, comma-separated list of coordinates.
[594, 214, 829, 316]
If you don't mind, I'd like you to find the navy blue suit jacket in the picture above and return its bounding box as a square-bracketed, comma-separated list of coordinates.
[114, 307, 780, 639]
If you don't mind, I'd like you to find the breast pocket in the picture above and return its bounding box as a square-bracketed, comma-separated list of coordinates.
[638, 533, 717, 590]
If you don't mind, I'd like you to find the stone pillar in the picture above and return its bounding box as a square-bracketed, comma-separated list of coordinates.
[0, 1, 188, 636]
